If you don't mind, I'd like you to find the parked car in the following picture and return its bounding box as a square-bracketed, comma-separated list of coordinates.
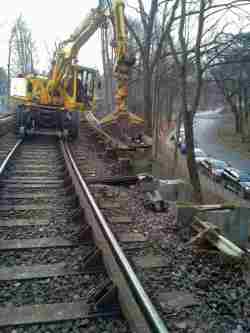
[221, 167, 250, 199]
[200, 158, 230, 182]
[194, 148, 207, 163]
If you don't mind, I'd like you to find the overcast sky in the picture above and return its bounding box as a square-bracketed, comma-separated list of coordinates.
[0, 0, 104, 73]
[0, 1, 248, 75]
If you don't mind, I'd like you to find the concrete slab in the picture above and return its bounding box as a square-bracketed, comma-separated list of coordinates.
[140, 178, 193, 202]
[204, 207, 250, 247]
[119, 232, 147, 242]
[158, 291, 198, 310]
[134, 255, 167, 268]
[176, 205, 197, 228]
[157, 179, 193, 202]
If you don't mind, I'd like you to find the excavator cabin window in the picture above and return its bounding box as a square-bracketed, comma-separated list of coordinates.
[79, 69, 95, 102]
[66, 68, 95, 105]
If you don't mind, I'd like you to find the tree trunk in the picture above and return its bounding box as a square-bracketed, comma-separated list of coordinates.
[143, 69, 153, 135]
[241, 87, 249, 142]
[184, 109, 203, 203]
[225, 100, 240, 134]
[152, 70, 161, 159]
[233, 108, 240, 133]
[172, 110, 181, 177]
[166, 92, 174, 123]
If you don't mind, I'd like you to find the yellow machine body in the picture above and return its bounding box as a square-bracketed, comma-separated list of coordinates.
[11, 0, 143, 138]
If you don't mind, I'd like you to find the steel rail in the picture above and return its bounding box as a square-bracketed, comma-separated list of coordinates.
[61, 140, 169, 333]
[0, 139, 23, 176]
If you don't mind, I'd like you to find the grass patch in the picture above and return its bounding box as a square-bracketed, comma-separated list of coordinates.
[217, 119, 250, 159]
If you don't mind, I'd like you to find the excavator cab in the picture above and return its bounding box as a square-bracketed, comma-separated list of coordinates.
[76, 66, 97, 107]
[65, 66, 97, 106]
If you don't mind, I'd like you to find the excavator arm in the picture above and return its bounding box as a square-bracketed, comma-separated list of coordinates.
[99, 0, 144, 128]
[49, 6, 107, 94]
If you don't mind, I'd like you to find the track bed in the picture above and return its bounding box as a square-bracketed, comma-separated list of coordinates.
[0, 136, 133, 333]
[70, 120, 250, 333]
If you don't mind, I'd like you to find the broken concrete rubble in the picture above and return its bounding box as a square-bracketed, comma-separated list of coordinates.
[139, 175, 193, 201]
[173, 203, 247, 259]
[202, 207, 250, 248]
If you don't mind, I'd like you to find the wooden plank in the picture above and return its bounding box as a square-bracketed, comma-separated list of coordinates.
[0, 301, 90, 326]
[0, 184, 63, 189]
[0, 193, 52, 199]
[12, 163, 64, 169]
[99, 202, 121, 209]
[134, 255, 167, 269]
[1, 178, 63, 184]
[0, 204, 52, 211]
[195, 204, 235, 211]
[110, 216, 132, 224]
[0, 219, 49, 227]
[0, 263, 77, 280]
[12, 171, 65, 176]
[86, 175, 138, 186]
[13, 156, 64, 162]
[119, 233, 147, 243]
[17, 150, 60, 155]
[0, 237, 74, 250]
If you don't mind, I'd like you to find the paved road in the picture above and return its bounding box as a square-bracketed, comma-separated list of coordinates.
[194, 108, 250, 170]
[0, 104, 8, 113]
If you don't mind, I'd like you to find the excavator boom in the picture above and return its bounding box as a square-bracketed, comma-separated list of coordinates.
[11, 0, 144, 141]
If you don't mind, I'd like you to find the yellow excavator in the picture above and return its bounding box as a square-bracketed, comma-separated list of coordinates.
[11, 0, 143, 139]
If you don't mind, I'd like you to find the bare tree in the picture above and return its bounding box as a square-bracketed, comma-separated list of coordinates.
[126, 0, 180, 135]
[10, 15, 36, 75]
[209, 32, 250, 138]
[166, 0, 250, 202]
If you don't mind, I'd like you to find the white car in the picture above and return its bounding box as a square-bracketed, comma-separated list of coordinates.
[194, 148, 207, 163]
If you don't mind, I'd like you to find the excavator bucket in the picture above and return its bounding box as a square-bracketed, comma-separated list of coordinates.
[99, 66, 144, 143]
[99, 110, 144, 126]
[99, 111, 144, 144]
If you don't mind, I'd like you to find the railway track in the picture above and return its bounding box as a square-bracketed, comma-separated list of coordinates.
[0, 134, 168, 333]
[1, 115, 248, 332]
